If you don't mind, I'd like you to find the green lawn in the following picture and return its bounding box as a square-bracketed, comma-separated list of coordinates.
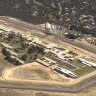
[32, 33, 48, 38]
[70, 60, 84, 67]
[74, 66, 95, 77]
[58, 62, 76, 71]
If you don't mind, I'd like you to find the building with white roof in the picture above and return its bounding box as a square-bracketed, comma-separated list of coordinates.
[54, 67, 77, 78]
[6, 49, 18, 56]
[1, 42, 13, 49]
[0, 25, 12, 32]
[79, 58, 96, 67]
[36, 57, 57, 67]
[45, 22, 51, 29]
[11, 56, 25, 64]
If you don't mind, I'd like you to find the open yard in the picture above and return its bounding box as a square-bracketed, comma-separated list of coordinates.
[3, 62, 68, 82]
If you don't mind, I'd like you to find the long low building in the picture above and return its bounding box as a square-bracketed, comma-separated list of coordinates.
[36, 57, 57, 67]
[36, 59, 50, 67]
[6, 49, 18, 56]
[79, 58, 96, 67]
[1, 42, 13, 49]
[54, 67, 77, 78]
[43, 57, 57, 64]
[11, 56, 25, 64]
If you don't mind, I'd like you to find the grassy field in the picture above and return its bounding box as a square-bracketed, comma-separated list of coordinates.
[32, 33, 48, 38]
[58, 62, 76, 71]
[70, 60, 84, 68]
[35, 69, 50, 79]
[74, 66, 95, 77]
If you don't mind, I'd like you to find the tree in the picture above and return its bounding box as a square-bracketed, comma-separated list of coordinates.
[37, 46, 44, 53]
[33, 54, 37, 60]
[0, 33, 3, 37]
[15, 60, 20, 65]
[21, 43, 27, 49]
[2, 48, 11, 57]
[14, 48, 18, 52]
[7, 33, 14, 41]
[21, 54, 27, 61]
[70, 25, 77, 30]
[66, 33, 77, 39]
[2, 48, 6, 55]
[20, 36, 25, 42]
[28, 45, 36, 53]
[6, 55, 11, 61]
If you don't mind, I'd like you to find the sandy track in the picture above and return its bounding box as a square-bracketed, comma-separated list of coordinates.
[1, 62, 96, 87]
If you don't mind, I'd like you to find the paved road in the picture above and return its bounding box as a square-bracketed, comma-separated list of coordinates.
[0, 75, 96, 92]
[58, 36, 96, 54]
[0, 16, 45, 32]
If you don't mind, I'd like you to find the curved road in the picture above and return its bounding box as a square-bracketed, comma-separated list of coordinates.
[58, 0, 64, 15]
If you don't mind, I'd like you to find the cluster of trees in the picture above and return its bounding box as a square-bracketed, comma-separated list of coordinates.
[2, 48, 21, 65]
[0, 0, 60, 24]
[66, 33, 78, 39]
[20, 53, 38, 62]
[2, 48, 11, 57]
[6, 33, 15, 41]
[1, 0, 96, 36]
[28, 45, 44, 54]
[20, 42, 28, 49]
[70, 25, 96, 37]
[19, 45, 44, 62]
[0, 33, 3, 37]
[7, 56, 20, 65]
[21, 54, 27, 61]
[20, 45, 44, 62]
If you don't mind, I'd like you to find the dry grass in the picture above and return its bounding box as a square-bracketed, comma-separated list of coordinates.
[3, 62, 66, 82]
